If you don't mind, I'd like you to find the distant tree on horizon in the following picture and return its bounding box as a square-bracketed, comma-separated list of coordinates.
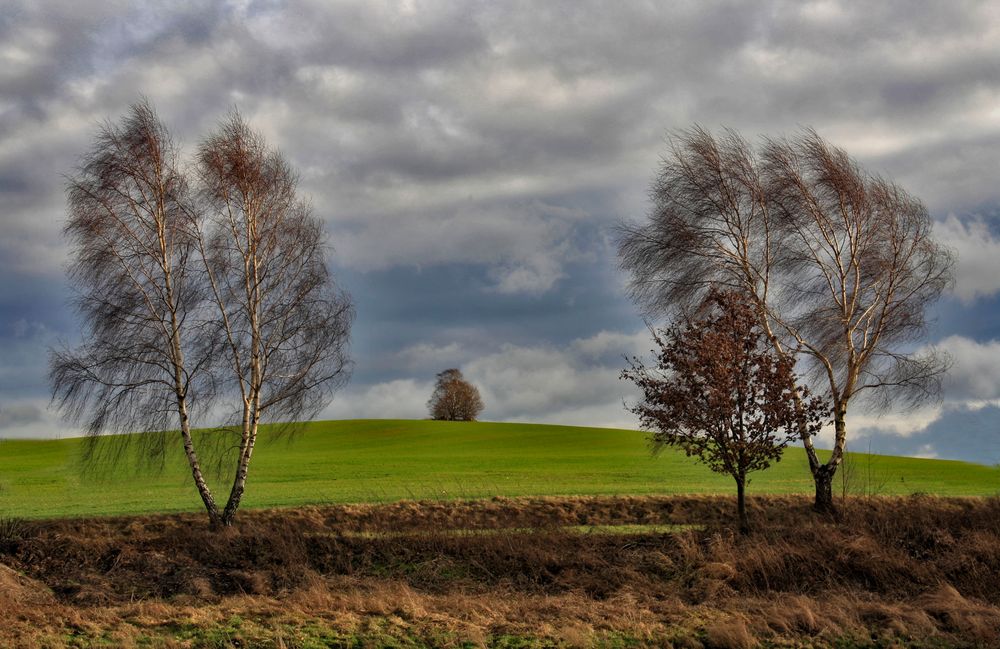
[621, 289, 828, 534]
[428, 369, 484, 421]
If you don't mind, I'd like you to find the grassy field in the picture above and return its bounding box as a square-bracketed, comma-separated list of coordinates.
[1, 419, 998, 519]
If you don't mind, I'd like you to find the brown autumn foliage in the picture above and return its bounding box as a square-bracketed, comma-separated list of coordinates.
[622, 289, 828, 532]
[2, 495, 1000, 647]
[428, 368, 484, 421]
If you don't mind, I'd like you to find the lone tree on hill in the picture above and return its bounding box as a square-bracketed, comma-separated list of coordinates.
[617, 127, 953, 514]
[51, 101, 354, 527]
[428, 369, 484, 421]
[622, 289, 828, 534]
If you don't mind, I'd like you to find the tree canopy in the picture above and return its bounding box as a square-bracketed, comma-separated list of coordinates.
[428, 369, 484, 422]
[622, 289, 828, 532]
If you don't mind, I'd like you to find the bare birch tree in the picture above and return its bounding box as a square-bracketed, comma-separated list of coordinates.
[617, 127, 953, 513]
[197, 112, 354, 525]
[51, 102, 354, 527]
[50, 101, 222, 520]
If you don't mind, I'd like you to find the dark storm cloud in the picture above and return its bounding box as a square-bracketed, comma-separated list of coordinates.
[1, 1, 999, 452]
[931, 295, 1000, 345]
[0, 403, 44, 430]
[275, 2, 488, 71]
[340, 248, 640, 388]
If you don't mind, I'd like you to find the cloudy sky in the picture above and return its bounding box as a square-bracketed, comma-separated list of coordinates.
[2, 0, 1000, 463]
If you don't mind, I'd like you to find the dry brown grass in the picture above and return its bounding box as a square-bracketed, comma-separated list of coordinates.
[704, 617, 756, 649]
[2, 494, 1000, 647]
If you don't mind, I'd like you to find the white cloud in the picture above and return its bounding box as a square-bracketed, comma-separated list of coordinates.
[850, 334, 1000, 441]
[327, 329, 648, 429]
[395, 342, 470, 370]
[320, 379, 433, 421]
[0, 399, 68, 439]
[334, 201, 588, 295]
[0, 402, 43, 428]
[489, 253, 567, 295]
[934, 215, 1000, 303]
[571, 329, 650, 360]
[937, 335, 1000, 401]
[848, 406, 944, 437]
[463, 337, 642, 428]
[6, 0, 1000, 295]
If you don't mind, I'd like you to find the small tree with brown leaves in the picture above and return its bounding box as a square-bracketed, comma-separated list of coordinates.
[428, 369, 484, 421]
[622, 290, 828, 533]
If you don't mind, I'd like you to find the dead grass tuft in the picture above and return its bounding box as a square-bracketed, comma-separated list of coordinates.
[0, 562, 54, 618]
[703, 617, 755, 649]
[916, 584, 1000, 644]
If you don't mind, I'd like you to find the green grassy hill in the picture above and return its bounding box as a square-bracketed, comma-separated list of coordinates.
[1, 419, 997, 518]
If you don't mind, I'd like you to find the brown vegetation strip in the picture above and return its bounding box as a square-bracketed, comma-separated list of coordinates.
[2, 494, 1000, 647]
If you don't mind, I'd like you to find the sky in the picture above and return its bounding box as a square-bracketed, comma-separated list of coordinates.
[1, 0, 999, 464]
